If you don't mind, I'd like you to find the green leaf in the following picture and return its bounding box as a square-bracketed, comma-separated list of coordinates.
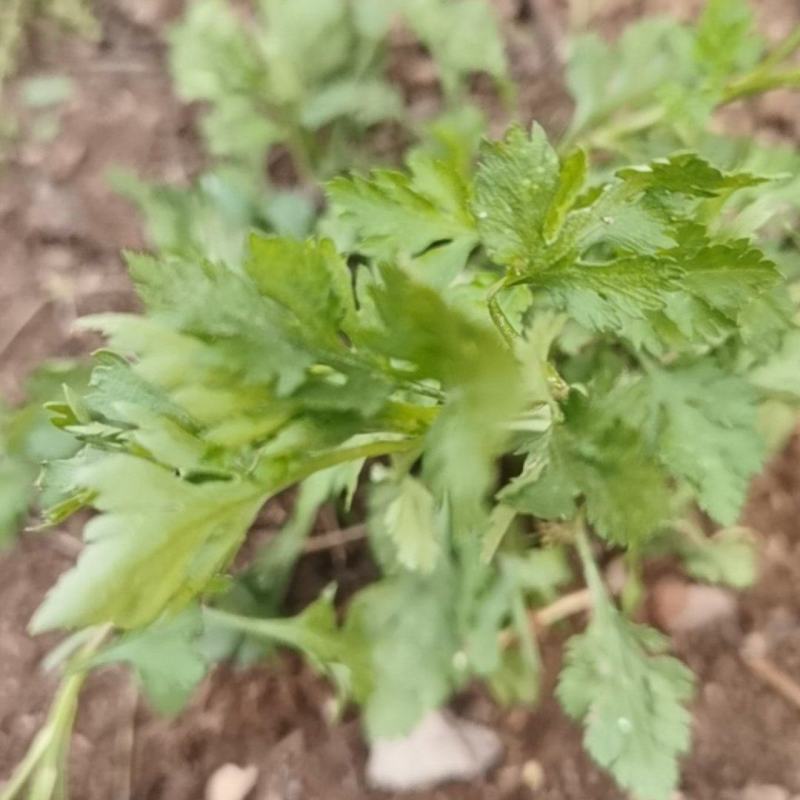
[205, 588, 372, 704]
[169, 0, 257, 101]
[351, 571, 458, 738]
[501, 399, 671, 546]
[613, 363, 764, 524]
[91, 608, 208, 714]
[677, 528, 757, 588]
[750, 328, 800, 399]
[543, 149, 588, 243]
[566, 19, 696, 137]
[0, 457, 35, 545]
[381, 476, 441, 574]
[327, 156, 478, 287]
[366, 265, 524, 516]
[558, 608, 694, 800]
[402, 0, 509, 98]
[32, 455, 265, 631]
[125, 251, 312, 392]
[246, 234, 357, 346]
[695, 0, 762, 80]
[522, 257, 681, 351]
[301, 78, 403, 128]
[0, 360, 88, 543]
[617, 152, 766, 197]
[472, 124, 560, 270]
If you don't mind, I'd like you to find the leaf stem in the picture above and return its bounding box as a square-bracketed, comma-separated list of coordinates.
[573, 519, 610, 615]
[487, 277, 519, 347]
[0, 625, 110, 800]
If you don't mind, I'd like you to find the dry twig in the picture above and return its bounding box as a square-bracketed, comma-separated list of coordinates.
[741, 632, 800, 712]
[304, 524, 367, 554]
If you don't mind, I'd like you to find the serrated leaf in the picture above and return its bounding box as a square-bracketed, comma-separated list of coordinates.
[750, 328, 800, 399]
[366, 265, 524, 517]
[678, 528, 757, 588]
[125, 252, 312, 392]
[473, 124, 560, 270]
[301, 78, 403, 128]
[0, 458, 35, 545]
[205, 588, 372, 704]
[501, 399, 671, 546]
[695, 0, 762, 80]
[350, 571, 459, 738]
[91, 608, 208, 714]
[246, 234, 357, 345]
[32, 455, 265, 631]
[0, 361, 88, 543]
[522, 257, 681, 349]
[328, 156, 478, 287]
[382, 476, 441, 574]
[566, 19, 696, 138]
[558, 607, 693, 800]
[402, 0, 509, 98]
[543, 149, 588, 244]
[617, 152, 766, 197]
[612, 363, 764, 524]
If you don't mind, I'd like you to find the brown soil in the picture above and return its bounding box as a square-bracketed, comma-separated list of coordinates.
[2, 2, 800, 799]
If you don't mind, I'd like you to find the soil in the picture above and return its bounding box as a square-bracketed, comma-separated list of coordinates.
[2, 1, 800, 799]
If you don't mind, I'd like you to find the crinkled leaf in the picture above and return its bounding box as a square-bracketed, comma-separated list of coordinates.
[612, 363, 764, 524]
[473, 124, 560, 270]
[350, 571, 458, 738]
[328, 156, 478, 287]
[381, 476, 441, 574]
[678, 528, 757, 588]
[91, 607, 208, 714]
[32, 455, 265, 631]
[558, 609, 694, 800]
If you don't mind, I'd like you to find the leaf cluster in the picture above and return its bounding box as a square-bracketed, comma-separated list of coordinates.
[6, 3, 800, 800]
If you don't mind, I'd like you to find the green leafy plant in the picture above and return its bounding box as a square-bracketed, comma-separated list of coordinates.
[112, 0, 509, 263]
[0, 361, 87, 545]
[5, 2, 800, 800]
[0, 0, 97, 86]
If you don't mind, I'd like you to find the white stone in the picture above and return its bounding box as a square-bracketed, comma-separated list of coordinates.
[204, 763, 258, 800]
[366, 709, 503, 792]
[741, 783, 789, 800]
[652, 578, 736, 633]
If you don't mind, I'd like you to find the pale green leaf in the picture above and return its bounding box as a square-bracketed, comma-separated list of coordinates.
[91, 608, 208, 715]
[32, 455, 265, 631]
[558, 609, 693, 800]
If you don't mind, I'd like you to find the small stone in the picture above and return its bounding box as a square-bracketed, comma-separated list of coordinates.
[495, 764, 522, 795]
[604, 557, 627, 594]
[504, 707, 529, 734]
[366, 709, 503, 792]
[46, 139, 86, 182]
[26, 182, 88, 240]
[521, 760, 545, 792]
[116, 0, 182, 28]
[204, 763, 258, 800]
[741, 783, 789, 800]
[651, 578, 736, 633]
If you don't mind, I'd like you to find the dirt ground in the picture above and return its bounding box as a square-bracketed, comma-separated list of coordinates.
[3, 1, 800, 799]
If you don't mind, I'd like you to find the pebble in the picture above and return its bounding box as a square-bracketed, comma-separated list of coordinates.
[521, 759, 545, 792]
[740, 784, 789, 800]
[366, 709, 503, 792]
[204, 763, 258, 800]
[116, 0, 182, 28]
[651, 578, 737, 633]
[26, 182, 89, 240]
[45, 139, 87, 182]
